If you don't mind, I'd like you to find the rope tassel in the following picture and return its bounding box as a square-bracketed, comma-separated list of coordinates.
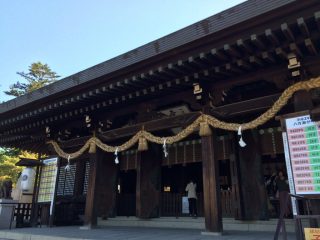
[138, 137, 148, 151]
[199, 121, 212, 137]
[65, 155, 71, 171]
[88, 140, 96, 153]
[163, 139, 168, 158]
[114, 147, 119, 164]
[238, 126, 246, 148]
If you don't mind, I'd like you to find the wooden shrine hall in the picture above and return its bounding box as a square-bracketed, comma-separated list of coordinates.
[1, 0, 320, 234]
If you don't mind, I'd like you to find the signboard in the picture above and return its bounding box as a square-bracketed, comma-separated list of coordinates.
[182, 196, 189, 214]
[282, 132, 298, 215]
[284, 115, 320, 195]
[37, 158, 58, 203]
[304, 228, 320, 240]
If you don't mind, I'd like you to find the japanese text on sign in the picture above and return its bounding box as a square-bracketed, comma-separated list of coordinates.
[285, 115, 320, 195]
[37, 158, 58, 203]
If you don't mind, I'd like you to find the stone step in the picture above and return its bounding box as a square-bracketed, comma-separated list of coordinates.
[98, 217, 303, 232]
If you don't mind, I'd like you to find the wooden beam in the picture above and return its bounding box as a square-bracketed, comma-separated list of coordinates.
[249, 56, 263, 66]
[158, 66, 178, 79]
[201, 71, 216, 82]
[262, 52, 275, 63]
[236, 59, 251, 70]
[265, 29, 280, 46]
[289, 43, 302, 57]
[224, 44, 240, 58]
[199, 52, 212, 66]
[275, 47, 288, 60]
[177, 60, 194, 73]
[305, 38, 318, 55]
[211, 48, 228, 61]
[188, 56, 204, 69]
[100, 112, 200, 141]
[59, 112, 200, 149]
[167, 63, 184, 75]
[281, 23, 295, 41]
[297, 17, 310, 37]
[251, 34, 265, 50]
[210, 93, 281, 117]
[214, 66, 230, 77]
[236, 39, 253, 53]
[225, 63, 242, 74]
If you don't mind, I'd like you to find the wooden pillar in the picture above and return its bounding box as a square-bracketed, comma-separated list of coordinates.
[201, 130, 223, 233]
[136, 143, 161, 218]
[96, 152, 118, 218]
[30, 153, 42, 227]
[83, 150, 100, 227]
[49, 158, 61, 227]
[74, 160, 86, 197]
[228, 132, 244, 219]
[238, 130, 269, 220]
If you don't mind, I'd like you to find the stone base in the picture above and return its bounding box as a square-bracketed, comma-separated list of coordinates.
[201, 231, 223, 236]
[0, 199, 18, 229]
[80, 224, 97, 230]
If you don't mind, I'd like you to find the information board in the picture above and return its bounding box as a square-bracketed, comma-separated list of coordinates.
[182, 196, 189, 214]
[285, 115, 320, 195]
[37, 158, 58, 203]
[304, 228, 320, 240]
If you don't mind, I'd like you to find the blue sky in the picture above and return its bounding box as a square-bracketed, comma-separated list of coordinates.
[0, 0, 245, 102]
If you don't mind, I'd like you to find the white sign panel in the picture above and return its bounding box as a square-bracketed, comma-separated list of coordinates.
[285, 115, 320, 195]
[182, 196, 189, 214]
[282, 132, 298, 215]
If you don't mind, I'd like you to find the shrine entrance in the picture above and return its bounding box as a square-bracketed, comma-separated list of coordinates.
[117, 170, 136, 216]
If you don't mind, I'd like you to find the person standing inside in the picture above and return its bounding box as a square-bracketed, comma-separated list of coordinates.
[275, 170, 291, 217]
[185, 180, 197, 217]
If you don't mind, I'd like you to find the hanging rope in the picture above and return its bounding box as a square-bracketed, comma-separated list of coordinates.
[47, 76, 320, 159]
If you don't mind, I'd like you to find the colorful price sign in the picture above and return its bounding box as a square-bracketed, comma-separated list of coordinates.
[37, 158, 58, 203]
[285, 115, 320, 195]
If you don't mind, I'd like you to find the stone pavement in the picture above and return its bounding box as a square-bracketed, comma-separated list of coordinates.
[0, 226, 296, 240]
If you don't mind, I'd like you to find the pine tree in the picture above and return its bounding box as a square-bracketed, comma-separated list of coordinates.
[4, 62, 59, 97]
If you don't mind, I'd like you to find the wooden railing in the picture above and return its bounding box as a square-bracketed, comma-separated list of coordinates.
[54, 197, 86, 226]
[220, 190, 233, 217]
[116, 190, 233, 218]
[160, 192, 183, 217]
[8, 202, 33, 228]
[160, 191, 232, 217]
